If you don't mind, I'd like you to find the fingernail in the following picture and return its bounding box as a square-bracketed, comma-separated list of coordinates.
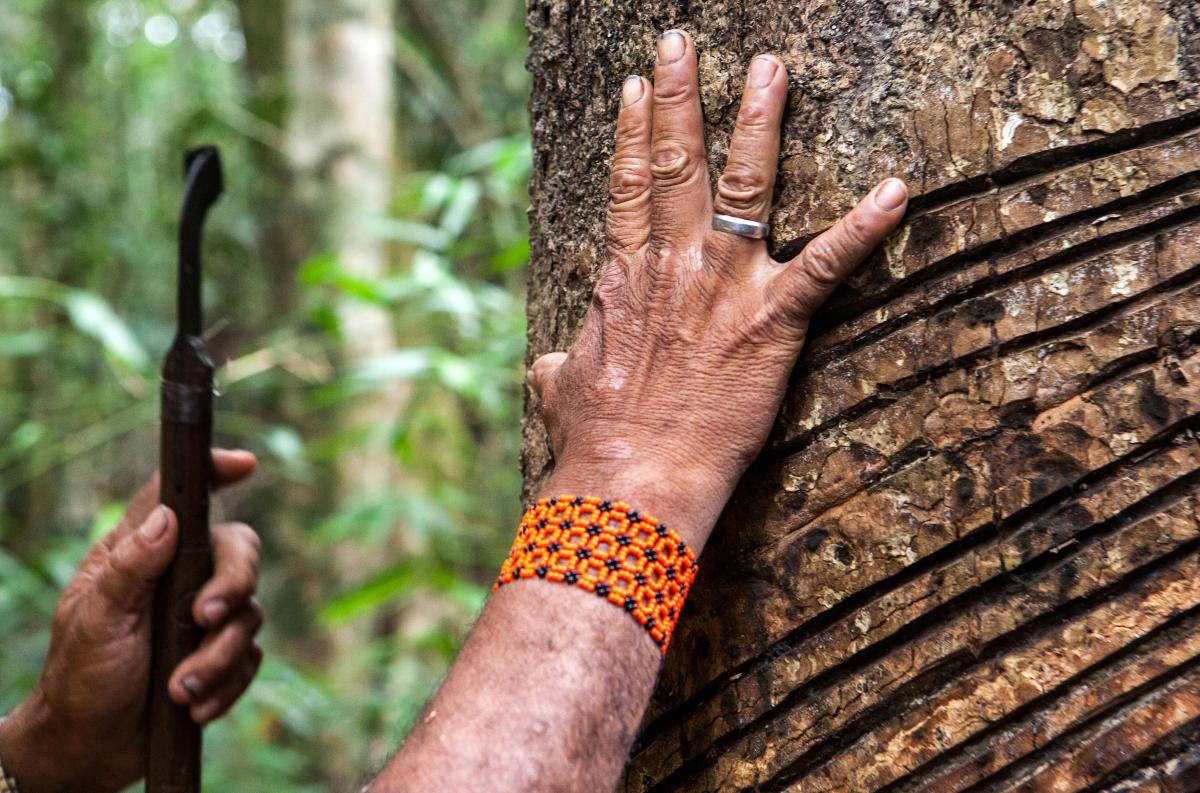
[140, 506, 169, 542]
[657, 30, 686, 64]
[621, 75, 643, 107]
[202, 599, 228, 626]
[180, 675, 201, 702]
[748, 56, 778, 88]
[874, 178, 908, 211]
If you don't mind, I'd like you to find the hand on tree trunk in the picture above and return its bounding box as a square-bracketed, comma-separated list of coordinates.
[528, 30, 907, 550]
[373, 31, 905, 793]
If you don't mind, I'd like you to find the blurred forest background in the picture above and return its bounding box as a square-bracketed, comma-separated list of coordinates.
[0, 0, 531, 788]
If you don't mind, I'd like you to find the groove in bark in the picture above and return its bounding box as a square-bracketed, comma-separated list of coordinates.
[525, 1, 1200, 790]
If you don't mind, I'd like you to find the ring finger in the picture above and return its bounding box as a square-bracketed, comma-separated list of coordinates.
[707, 54, 788, 265]
[170, 598, 263, 705]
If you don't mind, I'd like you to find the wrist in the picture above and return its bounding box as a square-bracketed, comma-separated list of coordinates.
[0, 689, 74, 793]
[540, 454, 733, 551]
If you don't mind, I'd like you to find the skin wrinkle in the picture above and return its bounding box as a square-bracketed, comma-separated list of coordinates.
[370, 31, 906, 793]
[0, 450, 263, 793]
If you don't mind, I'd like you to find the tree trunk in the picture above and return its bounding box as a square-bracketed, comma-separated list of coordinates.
[525, 2, 1200, 790]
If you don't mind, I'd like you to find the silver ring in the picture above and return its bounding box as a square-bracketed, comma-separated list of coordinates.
[712, 213, 768, 240]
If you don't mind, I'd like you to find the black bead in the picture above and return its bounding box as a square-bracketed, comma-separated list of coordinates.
[666, 567, 676, 580]
[627, 510, 640, 522]
[605, 558, 621, 571]
[524, 543, 536, 553]
[677, 541, 688, 554]
[655, 591, 665, 603]
[586, 523, 602, 536]
[616, 534, 632, 546]
[645, 618, 655, 630]
[596, 583, 611, 596]
[547, 541, 561, 553]
[599, 500, 612, 511]
[575, 547, 590, 559]
[512, 566, 522, 578]
[560, 519, 572, 529]
[668, 608, 676, 618]
[644, 548, 657, 562]
[536, 519, 548, 529]
[571, 497, 584, 506]
[634, 572, 647, 585]
[623, 597, 636, 611]
[564, 571, 579, 584]
[536, 566, 548, 577]
[548, 497, 557, 505]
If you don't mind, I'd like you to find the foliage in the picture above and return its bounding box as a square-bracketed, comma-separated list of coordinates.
[0, 0, 530, 788]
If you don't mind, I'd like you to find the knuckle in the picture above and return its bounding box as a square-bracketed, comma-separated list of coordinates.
[801, 238, 844, 288]
[608, 157, 652, 207]
[840, 211, 873, 249]
[591, 272, 624, 311]
[653, 76, 695, 108]
[716, 166, 769, 214]
[234, 522, 262, 555]
[246, 598, 265, 631]
[650, 140, 700, 187]
[736, 100, 774, 131]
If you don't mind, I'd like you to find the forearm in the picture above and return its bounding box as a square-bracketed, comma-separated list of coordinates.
[375, 582, 659, 791]
[372, 463, 727, 793]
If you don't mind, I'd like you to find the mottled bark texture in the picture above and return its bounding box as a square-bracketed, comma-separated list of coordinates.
[524, 2, 1200, 791]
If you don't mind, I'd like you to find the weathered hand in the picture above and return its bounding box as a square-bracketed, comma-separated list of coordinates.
[0, 449, 263, 793]
[528, 31, 908, 545]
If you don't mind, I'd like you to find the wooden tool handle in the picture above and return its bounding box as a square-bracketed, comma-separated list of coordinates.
[147, 336, 213, 793]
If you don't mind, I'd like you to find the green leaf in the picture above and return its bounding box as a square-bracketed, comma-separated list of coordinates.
[352, 348, 433, 383]
[264, 425, 309, 473]
[0, 330, 52, 356]
[367, 217, 452, 251]
[319, 561, 420, 624]
[62, 291, 149, 369]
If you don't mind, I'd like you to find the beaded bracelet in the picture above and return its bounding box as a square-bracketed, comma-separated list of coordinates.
[0, 762, 15, 793]
[494, 495, 699, 653]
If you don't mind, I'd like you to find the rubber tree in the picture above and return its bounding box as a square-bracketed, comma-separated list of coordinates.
[523, 1, 1200, 790]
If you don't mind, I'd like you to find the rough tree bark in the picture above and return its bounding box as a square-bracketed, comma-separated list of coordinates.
[524, 2, 1200, 790]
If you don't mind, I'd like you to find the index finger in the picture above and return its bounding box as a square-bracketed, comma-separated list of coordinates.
[104, 448, 258, 548]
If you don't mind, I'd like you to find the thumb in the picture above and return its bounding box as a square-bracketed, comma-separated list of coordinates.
[97, 506, 179, 614]
[779, 177, 908, 323]
[527, 351, 568, 402]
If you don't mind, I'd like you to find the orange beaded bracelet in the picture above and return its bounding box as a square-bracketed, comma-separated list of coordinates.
[494, 495, 699, 653]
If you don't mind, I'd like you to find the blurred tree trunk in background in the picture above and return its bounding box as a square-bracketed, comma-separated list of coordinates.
[287, 0, 402, 779]
[525, 2, 1200, 790]
[288, 0, 398, 481]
